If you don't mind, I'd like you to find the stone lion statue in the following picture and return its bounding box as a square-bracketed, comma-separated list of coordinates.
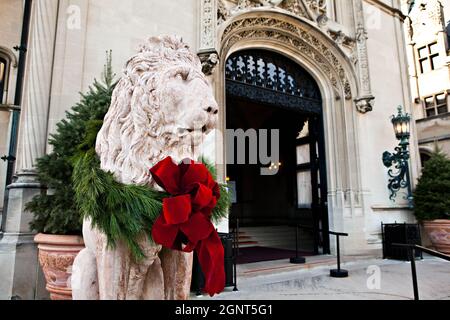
[71, 35, 219, 300]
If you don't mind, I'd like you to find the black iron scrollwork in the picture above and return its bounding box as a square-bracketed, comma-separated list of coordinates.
[382, 145, 411, 203]
[225, 49, 322, 114]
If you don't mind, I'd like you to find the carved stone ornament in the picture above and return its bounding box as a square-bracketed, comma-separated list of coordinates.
[354, 95, 375, 114]
[328, 30, 356, 48]
[218, 0, 230, 24]
[200, 0, 218, 50]
[71, 35, 219, 300]
[303, 0, 327, 18]
[352, 0, 374, 113]
[221, 15, 353, 100]
[199, 50, 220, 75]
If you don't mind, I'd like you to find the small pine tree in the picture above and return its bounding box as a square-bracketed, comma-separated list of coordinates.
[414, 149, 450, 221]
[26, 52, 116, 235]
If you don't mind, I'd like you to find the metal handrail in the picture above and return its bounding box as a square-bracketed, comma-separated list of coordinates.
[295, 223, 349, 237]
[392, 244, 450, 261]
[294, 224, 349, 277]
[392, 243, 450, 300]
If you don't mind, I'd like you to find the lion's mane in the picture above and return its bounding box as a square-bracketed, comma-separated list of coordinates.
[95, 35, 205, 186]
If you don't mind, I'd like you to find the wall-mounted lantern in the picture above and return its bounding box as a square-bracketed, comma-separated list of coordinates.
[382, 106, 413, 209]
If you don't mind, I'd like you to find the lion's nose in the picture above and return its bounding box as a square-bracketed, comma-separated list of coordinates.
[205, 105, 219, 115]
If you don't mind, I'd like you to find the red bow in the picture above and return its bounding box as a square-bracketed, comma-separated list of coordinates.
[150, 157, 225, 296]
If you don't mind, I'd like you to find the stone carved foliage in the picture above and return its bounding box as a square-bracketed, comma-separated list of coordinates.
[219, 0, 327, 23]
[355, 23, 370, 91]
[222, 16, 353, 100]
[303, 0, 327, 16]
[281, 0, 308, 17]
[351, 0, 374, 113]
[218, 0, 230, 24]
[217, 0, 358, 57]
[200, 0, 217, 50]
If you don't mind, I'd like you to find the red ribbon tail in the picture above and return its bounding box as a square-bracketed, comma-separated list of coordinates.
[196, 231, 225, 297]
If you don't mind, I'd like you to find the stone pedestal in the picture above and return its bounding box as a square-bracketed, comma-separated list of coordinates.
[0, 171, 48, 300]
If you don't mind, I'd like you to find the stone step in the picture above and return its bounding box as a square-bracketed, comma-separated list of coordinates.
[232, 226, 315, 250]
[238, 226, 296, 250]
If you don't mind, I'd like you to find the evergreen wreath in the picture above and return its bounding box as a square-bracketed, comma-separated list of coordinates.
[72, 120, 230, 261]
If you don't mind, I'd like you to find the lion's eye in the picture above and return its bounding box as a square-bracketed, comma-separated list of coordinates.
[176, 71, 189, 81]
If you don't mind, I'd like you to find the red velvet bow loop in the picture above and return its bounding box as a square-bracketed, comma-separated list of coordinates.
[150, 157, 225, 296]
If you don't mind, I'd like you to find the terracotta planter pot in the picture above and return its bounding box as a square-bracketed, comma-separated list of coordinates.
[423, 220, 450, 255]
[34, 233, 85, 300]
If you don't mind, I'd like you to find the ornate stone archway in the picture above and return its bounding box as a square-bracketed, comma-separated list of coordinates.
[199, 0, 376, 113]
[220, 15, 355, 101]
[204, 8, 371, 238]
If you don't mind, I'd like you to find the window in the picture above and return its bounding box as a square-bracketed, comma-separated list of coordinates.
[0, 57, 7, 104]
[420, 152, 431, 168]
[418, 42, 440, 73]
[424, 93, 448, 117]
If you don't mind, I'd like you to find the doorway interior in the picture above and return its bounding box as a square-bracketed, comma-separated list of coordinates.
[225, 49, 330, 264]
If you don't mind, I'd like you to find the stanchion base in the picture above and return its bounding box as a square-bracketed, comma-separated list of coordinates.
[290, 257, 306, 264]
[330, 269, 349, 278]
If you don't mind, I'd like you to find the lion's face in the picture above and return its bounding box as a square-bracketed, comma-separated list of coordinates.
[158, 66, 218, 151]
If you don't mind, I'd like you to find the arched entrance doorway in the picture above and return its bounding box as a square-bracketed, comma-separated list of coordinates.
[226, 49, 330, 263]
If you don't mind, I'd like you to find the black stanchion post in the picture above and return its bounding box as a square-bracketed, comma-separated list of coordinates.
[409, 246, 419, 300]
[233, 218, 239, 292]
[330, 234, 349, 278]
[290, 224, 306, 264]
[236, 217, 240, 257]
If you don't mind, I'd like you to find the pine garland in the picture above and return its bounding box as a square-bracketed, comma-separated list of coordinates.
[72, 149, 166, 260]
[72, 120, 231, 260]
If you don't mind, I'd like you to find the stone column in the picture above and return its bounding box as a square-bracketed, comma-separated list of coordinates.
[198, 0, 228, 233]
[0, 0, 59, 300]
[352, 0, 375, 114]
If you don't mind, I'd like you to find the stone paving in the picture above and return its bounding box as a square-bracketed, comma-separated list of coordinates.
[194, 255, 450, 300]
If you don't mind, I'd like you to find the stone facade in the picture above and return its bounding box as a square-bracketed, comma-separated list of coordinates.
[0, 0, 420, 299]
[402, 0, 450, 162]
